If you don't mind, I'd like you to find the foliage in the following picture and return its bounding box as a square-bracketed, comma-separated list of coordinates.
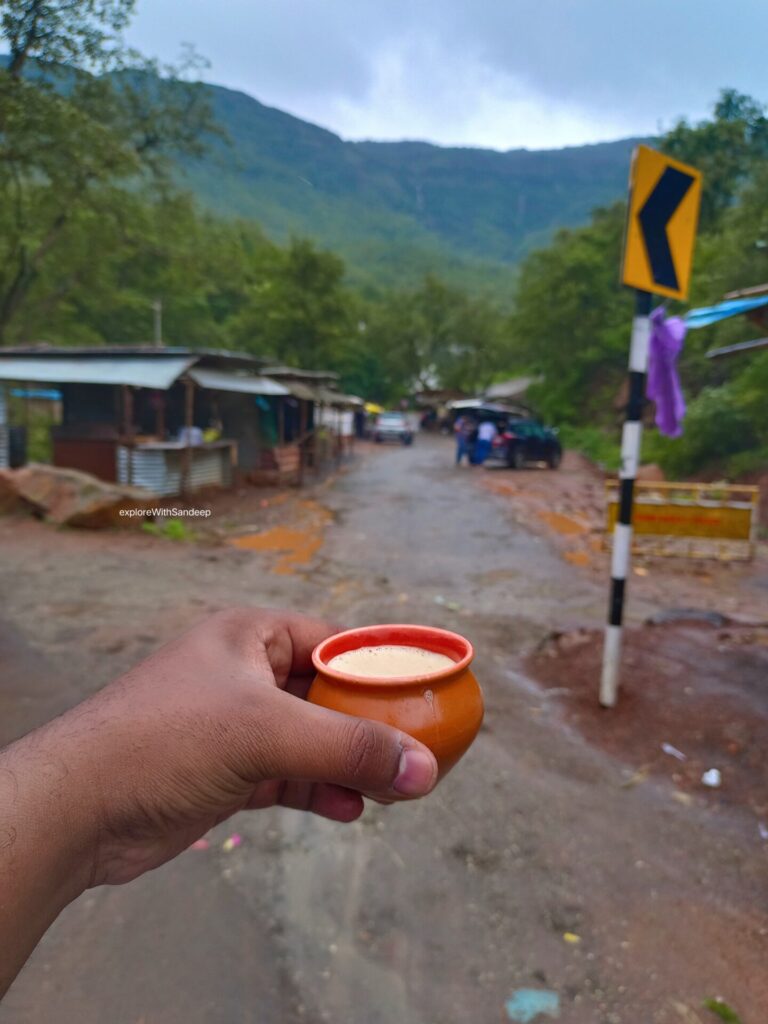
[176, 81, 641, 291]
[346, 275, 510, 402]
[509, 203, 633, 424]
[0, 2, 217, 342]
[141, 517, 193, 542]
[509, 89, 768, 481]
[702, 997, 742, 1024]
[226, 238, 352, 368]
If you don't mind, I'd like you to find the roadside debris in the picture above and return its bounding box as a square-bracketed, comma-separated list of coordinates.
[620, 764, 651, 789]
[672, 791, 693, 806]
[0, 463, 155, 527]
[661, 742, 687, 761]
[758, 822, 768, 841]
[222, 833, 243, 852]
[505, 988, 560, 1022]
[701, 769, 722, 788]
[562, 932, 580, 944]
[190, 838, 210, 851]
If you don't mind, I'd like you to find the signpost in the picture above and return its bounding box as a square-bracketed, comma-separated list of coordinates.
[600, 145, 702, 708]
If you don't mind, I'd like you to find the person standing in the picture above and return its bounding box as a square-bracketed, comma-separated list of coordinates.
[472, 418, 497, 465]
[454, 414, 474, 465]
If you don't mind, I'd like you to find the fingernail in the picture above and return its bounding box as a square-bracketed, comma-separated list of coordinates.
[393, 749, 437, 796]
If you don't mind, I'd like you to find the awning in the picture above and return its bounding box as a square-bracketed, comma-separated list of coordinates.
[685, 295, 768, 329]
[283, 381, 321, 401]
[188, 367, 290, 396]
[484, 376, 542, 401]
[706, 337, 768, 359]
[0, 356, 195, 389]
[314, 387, 362, 406]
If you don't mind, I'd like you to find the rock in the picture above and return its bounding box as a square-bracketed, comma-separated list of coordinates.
[636, 463, 666, 482]
[1, 463, 156, 528]
[0, 469, 25, 515]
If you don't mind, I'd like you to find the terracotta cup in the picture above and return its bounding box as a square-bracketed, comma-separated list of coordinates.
[309, 624, 484, 779]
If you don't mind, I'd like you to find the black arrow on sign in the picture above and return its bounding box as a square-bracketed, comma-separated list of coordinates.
[637, 166, 695, 291]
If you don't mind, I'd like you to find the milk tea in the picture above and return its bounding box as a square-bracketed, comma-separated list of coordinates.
[327, 644, 455, 679]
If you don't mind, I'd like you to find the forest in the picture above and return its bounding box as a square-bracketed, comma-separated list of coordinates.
[1, 1, 767, 479]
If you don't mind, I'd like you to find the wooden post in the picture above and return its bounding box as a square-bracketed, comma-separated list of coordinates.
[122, 385, 135, 485]
[181, 377, 195, 496]
[277, 398, 285, 446]
[155, 393, 165, 441]
[298, 399, 307, 486]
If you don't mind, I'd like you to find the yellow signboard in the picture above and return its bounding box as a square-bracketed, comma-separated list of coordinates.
[622, 145, 702, 300]
[607, 500, 752, 541]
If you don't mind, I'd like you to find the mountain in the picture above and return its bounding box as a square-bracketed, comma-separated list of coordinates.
[178, 82, 644, 294]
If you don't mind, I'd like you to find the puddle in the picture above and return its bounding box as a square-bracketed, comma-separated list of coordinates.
[229, 500, 332, 574]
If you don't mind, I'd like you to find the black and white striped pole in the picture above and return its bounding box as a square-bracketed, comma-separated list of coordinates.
[602, 145, 701, 706]
[600, 288, 652, 707]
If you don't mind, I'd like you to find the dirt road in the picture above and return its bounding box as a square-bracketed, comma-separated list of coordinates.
[1, 437, 766, 1024]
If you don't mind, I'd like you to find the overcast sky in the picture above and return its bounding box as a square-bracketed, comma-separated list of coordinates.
[126, 1, 767, 151]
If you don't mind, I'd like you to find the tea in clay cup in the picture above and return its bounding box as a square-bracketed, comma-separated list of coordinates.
[309, 623, 484, 779]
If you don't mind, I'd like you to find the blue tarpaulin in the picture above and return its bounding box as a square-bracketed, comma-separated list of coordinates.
[685, 294, 768, 329]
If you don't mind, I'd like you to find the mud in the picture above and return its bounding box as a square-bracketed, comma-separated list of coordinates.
[1, 436, 766, 1024]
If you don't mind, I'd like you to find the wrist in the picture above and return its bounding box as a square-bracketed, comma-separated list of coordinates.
[1, 722, 101, 905]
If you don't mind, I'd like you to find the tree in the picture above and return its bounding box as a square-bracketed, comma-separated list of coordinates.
[227, 238, 353, 367]
[0, 1, 216, 342]
[664, 89, 768, 231]
[509, 203, 632, 424]
[352, 275, 510, 401]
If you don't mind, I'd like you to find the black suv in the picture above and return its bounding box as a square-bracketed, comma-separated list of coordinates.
[489, 418, 562, 469]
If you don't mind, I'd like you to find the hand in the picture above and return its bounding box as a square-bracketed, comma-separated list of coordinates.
[34, 608, 438, 888]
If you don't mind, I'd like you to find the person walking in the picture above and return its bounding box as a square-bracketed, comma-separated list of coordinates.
[472, 418, 497, 465]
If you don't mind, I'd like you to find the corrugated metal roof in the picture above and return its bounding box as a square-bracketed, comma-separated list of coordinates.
[0, 356, 195, 389]
[706, 337, 768, 359]
[283, 381, 321, 401]
[262, 366, 339, 381]
[188, 368, 290, 396]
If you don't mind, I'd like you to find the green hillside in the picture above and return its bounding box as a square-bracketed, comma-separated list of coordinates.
[177, 82, 645, 291]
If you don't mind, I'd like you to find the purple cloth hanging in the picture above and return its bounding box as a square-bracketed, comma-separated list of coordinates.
[647, 307, 687, 438]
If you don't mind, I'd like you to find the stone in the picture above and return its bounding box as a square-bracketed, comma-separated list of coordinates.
[0, 469, 25, 515]
[1, 463, 155, 528]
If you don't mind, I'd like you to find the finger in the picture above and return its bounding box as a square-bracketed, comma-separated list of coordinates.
[278, 781, 363, 822]
[208, 608, 343, 687]
[252, 691, 438, 799]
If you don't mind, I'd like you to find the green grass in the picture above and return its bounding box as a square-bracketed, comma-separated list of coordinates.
[141, 518, 194, 542]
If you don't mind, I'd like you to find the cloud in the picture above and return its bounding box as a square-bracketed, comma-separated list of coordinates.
[126, 0, 768, 149]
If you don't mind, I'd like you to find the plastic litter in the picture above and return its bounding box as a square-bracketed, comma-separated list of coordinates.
[190, 838, 210, 851]
[662, 742, 687, 762]
[505, 989, 560, 1022]
[701, 769, 722, 788]
[563, 932, 581, 944]
[758, 822, 768, 841]
[222, 833, 243, 851]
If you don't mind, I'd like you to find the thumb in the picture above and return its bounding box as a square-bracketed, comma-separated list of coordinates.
[254, 691, 439, 798]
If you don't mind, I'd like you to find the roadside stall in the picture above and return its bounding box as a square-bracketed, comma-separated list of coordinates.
[0, 348, 284, 496]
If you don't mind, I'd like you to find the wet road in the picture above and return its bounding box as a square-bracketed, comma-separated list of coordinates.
[2, 438, 766, 1023]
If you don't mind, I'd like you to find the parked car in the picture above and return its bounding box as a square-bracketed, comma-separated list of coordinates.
[489, 418, 562, 469]
[373, 412, 414, 445]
